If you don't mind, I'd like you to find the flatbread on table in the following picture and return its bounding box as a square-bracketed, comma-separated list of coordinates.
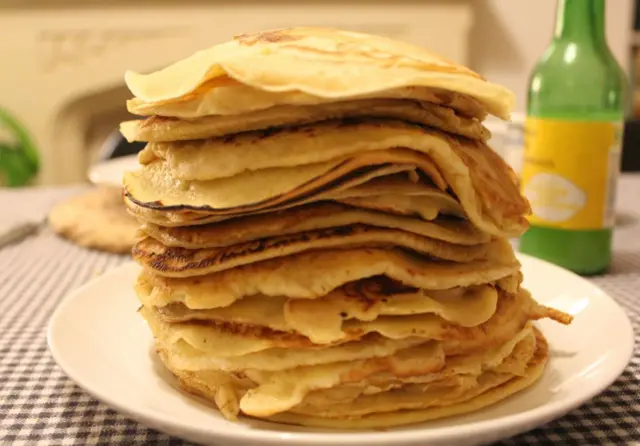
[48, 187, 138, 254]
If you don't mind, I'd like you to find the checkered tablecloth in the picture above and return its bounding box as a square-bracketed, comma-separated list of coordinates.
[0, 178, 638, 446]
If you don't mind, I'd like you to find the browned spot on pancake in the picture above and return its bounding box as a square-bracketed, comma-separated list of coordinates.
[350, 291, 523, 346]
[184, 318, 355, 348]
[339, 347, 444, 383]
[235, 30, 301, 45]
[340, 276, 417, 311]
[133, 225, 365, 274]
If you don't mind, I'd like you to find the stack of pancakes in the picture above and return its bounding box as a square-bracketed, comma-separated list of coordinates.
[121, 27, 572, 428]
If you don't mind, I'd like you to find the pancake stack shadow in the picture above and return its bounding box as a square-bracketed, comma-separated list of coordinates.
[121, 27, 573, 428]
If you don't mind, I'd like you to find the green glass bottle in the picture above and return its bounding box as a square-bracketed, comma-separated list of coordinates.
[519, 0, 628, 275]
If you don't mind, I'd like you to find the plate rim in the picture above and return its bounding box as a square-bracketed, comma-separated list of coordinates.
[87, 154, 139, 187]
[47, 253, 635, 445]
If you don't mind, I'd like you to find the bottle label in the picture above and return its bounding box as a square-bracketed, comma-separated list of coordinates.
[520, 118, 622, 230]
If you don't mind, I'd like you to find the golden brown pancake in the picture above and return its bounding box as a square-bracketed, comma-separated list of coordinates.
[125, 119, 529, 237]
[124, 27, 514, 119]
[270, 329, 549, 427]
[124, 174, 464, 228]
[154, 326, 548, 424]
[148, 281, 504, 346]
[121, 97, 490, 143]
[132, 226, 506, 278]
[127, 81, 489, 121]
[124, 147, 446, 211]
[135, 244, 521, 309]
[140, 288, 569, 354]
[139, 202, 488, 249]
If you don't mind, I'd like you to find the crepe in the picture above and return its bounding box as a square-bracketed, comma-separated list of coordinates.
[155, 325, 546, 424]
[240, 325, 535, 417]
[140, 202, 488, 249]
[140, 288, 566, 357]
[146, 279, 502, 335]
[239, 342, 447, 417]
[296, 324, 538, 407]
[138, 119, 489, 183]
[156, 285, 498, 333]
[133, 226, 506, 278]
[266, 329, 548, 428]
[124, 175, 465, 227]
[166, 333, 428, 374]
[127, 80, 490, 120]
[120, 97, 490, 143]
[155, 300, 558, 376]
[124, 27, 514, 119]
[124, 148, 445, 210]
[125, 121, 528, 237]
[135, 244, 521, 309]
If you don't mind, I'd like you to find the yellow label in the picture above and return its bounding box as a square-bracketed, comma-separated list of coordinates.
[520, 118, 622, 230]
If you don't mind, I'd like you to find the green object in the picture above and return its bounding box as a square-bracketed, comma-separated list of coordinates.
[0, 108, 40, 187]
[518, 0, 628, 275]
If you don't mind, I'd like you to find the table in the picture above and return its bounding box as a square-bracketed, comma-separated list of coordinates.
[1, 177, 639, 445]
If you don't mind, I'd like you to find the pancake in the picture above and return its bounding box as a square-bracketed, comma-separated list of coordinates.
[302, 324, 537, 407]
[140, 288, 566, 356]
[148, 285, 509, 347]
[127, 80, 489, 120]
[153, 280, 500, 325]
[124, 148, 445, 211]
[267, 328, 548, 428]
[165, 334, 428, 373]
[156, 347, 255, 420]
[124, 27, 514, 119]
[120, 97, 490, 143]
[239, 342, 446, 417]
[283, 282, 500, 343]
[240, 325, 534, 417]
[138, 119, 488, 183]
[155, 296, 546, 375]
[125, 120, 529, 237]
[155, 325, 541, 422]
[135, 244, 521, 309]
[336, 195, 456, 221]
[140, 202, 488, 249]
[132, 226, 506, 278]
[124, 175, 465, 227]
[147, 281, 502, 343]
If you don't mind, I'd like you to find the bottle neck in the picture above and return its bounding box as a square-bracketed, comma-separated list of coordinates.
[553, 0, 606, 46]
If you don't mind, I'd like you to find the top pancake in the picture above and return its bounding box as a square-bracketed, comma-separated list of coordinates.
[123, 27, 514, 120]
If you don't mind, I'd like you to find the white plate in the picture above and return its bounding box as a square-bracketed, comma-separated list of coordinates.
[47, 253, 634, 446]
[88, 155, 139, 187]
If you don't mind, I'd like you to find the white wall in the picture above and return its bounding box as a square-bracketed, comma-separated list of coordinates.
[470, 0, 634, 112]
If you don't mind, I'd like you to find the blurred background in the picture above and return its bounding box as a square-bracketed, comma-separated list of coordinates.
[0, 0, 636, 186]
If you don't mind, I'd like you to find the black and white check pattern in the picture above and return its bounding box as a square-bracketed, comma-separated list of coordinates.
[0, 183, 638, 446]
